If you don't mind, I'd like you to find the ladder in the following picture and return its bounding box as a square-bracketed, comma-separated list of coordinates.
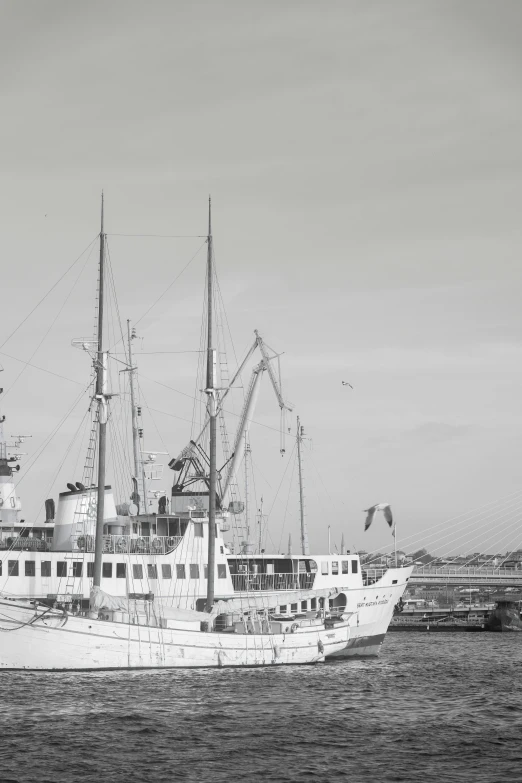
[62, 400, 99, 604]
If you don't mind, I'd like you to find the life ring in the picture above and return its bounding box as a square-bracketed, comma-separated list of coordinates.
[166, 537, 176, 548]
[290, 623, 299, 634]
[116, 537, 127, 552]
[152, 538, 162, 551]
[77, 536, 86, 550]
[135, 537, 146, 551]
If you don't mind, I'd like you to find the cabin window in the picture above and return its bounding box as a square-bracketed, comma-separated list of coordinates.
[215, 525, 219, 538]
[321, 561, 329, 575]
[87, 562, 94, 578]
[116, 563, 127, 578]
[351, 560, 358, 574]
[57, 562, 67, 577]
[194, 522, 203, 537]
[301, 601, 307, 611]
[280, 605, 287, 614]
[133, 564, 143, 580]
[72, 562, 83, 577]
[291, 603, 298, 612]
[25, 561, 35, 577]
[147, 564, 158, 580]
[102, 562, 112, 578]
[176, 564, 186, 579]
[166, 518, 189, 538]
[8, 560, 18, 576]
[0, 560, 2, 576]
[204, 564, 208, 579]
[162, 564, 172, 579]
[220, 546, 224, 554]
[41, 561, 51, 577]
[217, 564, 227, 579]
[190, 564, 199, 579]
[332, 561, 339, 575]
[310, 598, 317, 610]
[342, 561, 349, 574]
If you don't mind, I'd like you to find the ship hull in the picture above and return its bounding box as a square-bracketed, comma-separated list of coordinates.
[327, 566, 412, 657]
[0, 600, 350, 670]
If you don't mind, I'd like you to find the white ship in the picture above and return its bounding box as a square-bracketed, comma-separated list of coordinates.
[0, 199, 412, 669]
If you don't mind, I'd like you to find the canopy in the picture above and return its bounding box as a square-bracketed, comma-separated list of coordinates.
[90, 587, 208, 622]
[91, 585, 344, 623]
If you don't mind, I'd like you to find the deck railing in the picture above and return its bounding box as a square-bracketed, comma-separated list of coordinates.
[362, 568, 387, 585]
[0, 536, 52, 551]
[72, 534, 183, 555]
[230, 573, 316, 592]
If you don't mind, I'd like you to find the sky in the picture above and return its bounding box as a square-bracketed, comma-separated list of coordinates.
[1, 0, 522, 556]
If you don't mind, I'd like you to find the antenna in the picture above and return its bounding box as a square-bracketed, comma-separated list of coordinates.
[9, 435, 32, 448]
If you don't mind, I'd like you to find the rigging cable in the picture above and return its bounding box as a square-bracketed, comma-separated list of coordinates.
[3, 242, 95, 402]
[0, 235, 99, 352]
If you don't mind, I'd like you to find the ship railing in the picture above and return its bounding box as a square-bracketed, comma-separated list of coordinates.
[362, 568, 387, 585]
[0, 536, 52, 551]
[71, 534, 183, 555]
[413, 566, 521, 577]
[230, 573, 316, 592]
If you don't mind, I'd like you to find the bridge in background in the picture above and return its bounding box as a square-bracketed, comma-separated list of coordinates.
[364, 566, 522, 588]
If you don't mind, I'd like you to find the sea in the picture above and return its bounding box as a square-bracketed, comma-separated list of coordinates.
[1, 633, 521, 783]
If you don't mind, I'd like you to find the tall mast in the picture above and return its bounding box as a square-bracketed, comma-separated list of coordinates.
[127, 320, 142, 513]
[92, 194, 108, 589]
[257, 497, 263, 554]
[205, 197, 217, 613]
[244, 434, 250, 552]
[296, 416, 309, 555]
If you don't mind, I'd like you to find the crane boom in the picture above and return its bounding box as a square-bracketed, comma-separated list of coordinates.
[221, 361, 265, 507]
[254, 330, 293, 413]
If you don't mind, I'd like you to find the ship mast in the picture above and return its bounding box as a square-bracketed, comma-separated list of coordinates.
[244, 434, 250, 552]
[127, 320, 144, 513]
[92, 195, 108, 589]
[296, 416, 309, 555]
[205, 197, 217, 613]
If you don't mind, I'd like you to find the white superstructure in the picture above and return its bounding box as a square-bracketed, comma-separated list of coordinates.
[0, 483, 412, 658]
[0, 199, 412, 669]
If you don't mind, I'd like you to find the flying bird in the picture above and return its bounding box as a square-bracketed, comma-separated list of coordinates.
[342, 381, 353, 389]
[364, 503, 393, 531]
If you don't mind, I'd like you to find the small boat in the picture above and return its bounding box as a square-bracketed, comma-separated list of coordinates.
[485, 593, 522, 632]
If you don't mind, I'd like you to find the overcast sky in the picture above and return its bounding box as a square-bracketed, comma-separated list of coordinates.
[1, 0, 522, 556]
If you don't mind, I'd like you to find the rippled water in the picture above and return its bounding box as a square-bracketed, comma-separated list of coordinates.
[1, 634, 521, 783]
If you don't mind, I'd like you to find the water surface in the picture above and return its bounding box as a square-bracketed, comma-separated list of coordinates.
[1, 634, 521, 782]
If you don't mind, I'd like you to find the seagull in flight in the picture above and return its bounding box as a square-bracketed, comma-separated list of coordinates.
[364, 503, 393, 531]
[342, 381, 353, 389]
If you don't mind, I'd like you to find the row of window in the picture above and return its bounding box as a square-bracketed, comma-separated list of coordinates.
[321, 560, 358, 575]
[1, 561, 228, 580]
[280, 599, 319, 613]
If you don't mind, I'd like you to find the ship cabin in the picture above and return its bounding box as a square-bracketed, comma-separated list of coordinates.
[0, 482, 364, 621]
[0, 457, 54, 551]
[227, 553, 363, 593]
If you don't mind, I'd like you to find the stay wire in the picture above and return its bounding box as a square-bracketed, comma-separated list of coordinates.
[0, 235, 99, 352]
[277, 448, 297, 553]
[3, 242, 95, 402]
[361, 487, 522, 562]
